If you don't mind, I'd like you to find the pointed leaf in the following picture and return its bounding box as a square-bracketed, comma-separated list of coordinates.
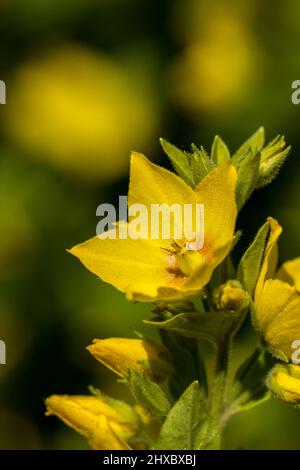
[211, 135, 231, 165]
[126, 370, 171, 421]
[144, 312, 238, 347]
[159, 330, 203, 401]
[154, 381, 206, 450]
[235, 150, 261, 210]
[160, 138, 194, 187]
[230, 346, 272, 413]
[190, 144, 214, 185]
[232, 127, 265, 166]
[237, 221, 270, 297]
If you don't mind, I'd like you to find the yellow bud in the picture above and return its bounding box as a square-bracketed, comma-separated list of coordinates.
[87, 338, 174, 381]
[214, 280, 249, 313]
[45, 394, 139, 449]
[267, 364, 300, 405]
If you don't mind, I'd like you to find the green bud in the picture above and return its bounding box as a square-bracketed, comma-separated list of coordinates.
[257, 135, 291, 188]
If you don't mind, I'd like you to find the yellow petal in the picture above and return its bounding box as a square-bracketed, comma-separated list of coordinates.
[195, 161, 237, 250]
[128, 152, 199, 250]
[70, 233, 206, 301]
[255, 279, 300, 361]
[87, 338, 173, 381]
[128, 152, 196, 209]
[70, 235, 170, 299]
[255, 217, 282, 303]
[90, 415, 131, 450]
[267, 364, 300, 405]
[277, 258, 300, 292]
[183, 162, 237, 289]
[45, 395, 136, 449]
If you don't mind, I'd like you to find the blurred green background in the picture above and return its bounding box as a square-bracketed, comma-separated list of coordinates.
[0, 0, 300, 449]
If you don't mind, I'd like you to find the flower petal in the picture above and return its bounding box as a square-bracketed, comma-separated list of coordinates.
[91, 415, 131, 450]
[195, 161, 237, 253]
[255, 217, 282, 304]
[70, 235, 172, 300]
[87, 337, 173, 380]
[128, 152, 196, 208]
[255, 279, 300, 361]
[182, 162, 237, 290]
[277, 258, 300, 292]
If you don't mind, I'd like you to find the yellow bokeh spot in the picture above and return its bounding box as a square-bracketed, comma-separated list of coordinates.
[4, 45, 159, 181]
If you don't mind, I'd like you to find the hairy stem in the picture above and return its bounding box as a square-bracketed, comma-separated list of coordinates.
[197, 334, 231, 450]
[210, 334, 231, 444]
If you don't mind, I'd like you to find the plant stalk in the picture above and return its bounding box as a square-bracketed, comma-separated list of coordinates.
[197, 334, 231, 449]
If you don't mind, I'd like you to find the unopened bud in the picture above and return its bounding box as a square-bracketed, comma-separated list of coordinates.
[214, 280, 249, 313]
[267, 364, 300, 406]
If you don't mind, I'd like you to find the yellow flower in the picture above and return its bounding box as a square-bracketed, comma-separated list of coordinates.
[87, 338, 174, 381]
[70, 153, 237, 301]
[267, 364, 300, 405]
[254, 218, 300, 361]
[45, 394, 140, 450]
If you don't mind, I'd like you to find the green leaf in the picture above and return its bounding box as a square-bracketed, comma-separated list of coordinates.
[160, 138, 194, 187]
[126, 369, 171, 421]
[160, 329, 208, 401]
[237, 221, 270, 297]
[159, 330, 203, 401]
[258, 135, 291, 188]
[190, 144, 214, 185]
[230, 346, 272, 413]
[232, 127, 265, 166]
[235, 150, 261, 210]
[144, 312, 238, 347]
[211, 135, 231, 165]
[154, 381, 206, 450]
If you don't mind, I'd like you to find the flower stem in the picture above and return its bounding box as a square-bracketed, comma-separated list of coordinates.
[197, 334, 231, 449]
[210, 334, 231, 444]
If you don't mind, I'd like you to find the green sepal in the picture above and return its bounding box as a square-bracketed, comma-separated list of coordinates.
[235, 150, 261, 210]
[190, 144, 214, 185]
[237, 221, 270, 297]
[154, 381, 207, 450]
[211, 135, 231, 165]
[232, 127, 265, 166]
[160, 138, 195, 187]
[230, 345, 272, 413]
[126, 369, 171, 421]
[257, 135, 291, 188]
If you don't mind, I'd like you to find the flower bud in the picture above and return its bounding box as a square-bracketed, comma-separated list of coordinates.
[87, 338, 174, 381]
[267, 364, 300, 405]
[214, 280, 249, 313]
[258, 135, 291, 188]
[45, 394, 139, 449]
